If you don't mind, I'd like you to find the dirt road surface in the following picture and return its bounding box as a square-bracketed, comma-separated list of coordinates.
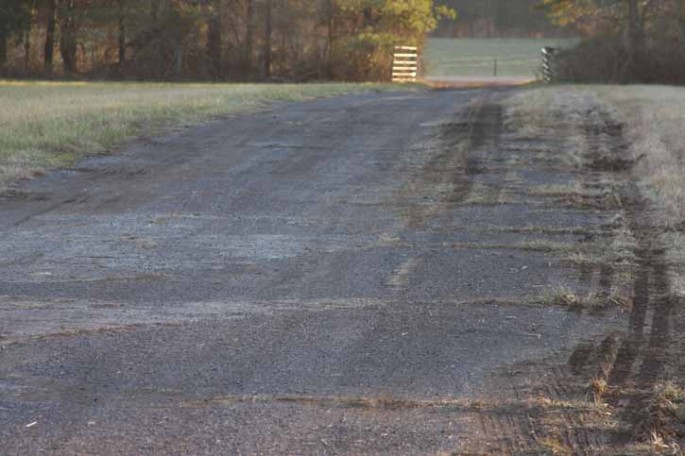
[1, 89, 656, 454]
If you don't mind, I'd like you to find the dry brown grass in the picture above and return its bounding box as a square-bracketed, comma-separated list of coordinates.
[539, 287, 630, 313]
[450, 239, 577, 254]
[634, 383, 685, 451]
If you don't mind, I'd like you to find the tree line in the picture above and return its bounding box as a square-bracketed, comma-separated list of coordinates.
[0, 0, 454, 81]
[434, 0, 569, 38]
[542, 0, 685, 83]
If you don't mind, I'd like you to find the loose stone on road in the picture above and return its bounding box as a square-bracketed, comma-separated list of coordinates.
[1, 89, 627, 454]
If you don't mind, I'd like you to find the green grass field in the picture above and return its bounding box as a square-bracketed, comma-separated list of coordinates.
[0, 81, 402, 190]
[424, 38, 578, 79]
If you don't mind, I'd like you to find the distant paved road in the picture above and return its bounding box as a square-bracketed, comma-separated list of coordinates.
[0, 89, 619, 454]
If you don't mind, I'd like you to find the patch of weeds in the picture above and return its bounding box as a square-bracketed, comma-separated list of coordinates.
[565, 227, 637, 269]
[150, 212, 183, 224]
[635, 383, 685, 447]
[601, 443, 680, 455]
[462, 182, 509, 206]
[451, 240, 576, 254]
[590, 378, 610, 404]
[1, 324, 143, 346]
[585, 289, 632, 314]
[480, 224, 595, 236]
[537, 437, 574, 455]
[563, 187, 623, 211]
[517, 239, 577, 253]
[123, 236, 158, 250]
[528, 183, 578, 198]
[539, 288, 629, 312]
[613, 269, 637, 290]
[603, 289, 632, 309]
[603, 226, 639, 264]
[597, 290, 632, 311]
[195, 394, 477, 411]
[584, 334, 622, 405]
[544, 287, 585, 311]
[533, 397, 606, 412]
[565, 251, 606, 268]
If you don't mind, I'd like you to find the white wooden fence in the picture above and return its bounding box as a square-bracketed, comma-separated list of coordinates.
[392, 46, 419, 83]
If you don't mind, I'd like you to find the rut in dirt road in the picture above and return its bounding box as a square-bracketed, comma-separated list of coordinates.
[400, 101, 502, 230]
[1, 89, 627, 455]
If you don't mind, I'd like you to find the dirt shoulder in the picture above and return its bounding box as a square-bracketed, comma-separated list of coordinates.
[483, 86, 685, 455]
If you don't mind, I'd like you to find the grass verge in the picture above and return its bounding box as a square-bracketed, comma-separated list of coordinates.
[0, 80, 408, 191]
[593, 86, 685, 297]
[504, 84, 685, 453]
[505, 85, 685, 298]
[593, 86, 685, 228]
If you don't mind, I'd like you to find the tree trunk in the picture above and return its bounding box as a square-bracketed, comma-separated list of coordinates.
[263, 0, 272, 79]
[150, 0, 164, 77]
[60, 0, 78, 76]
[677, 0, 685, 53]
[207, 2, 222, 78]
[173, 45, 183, 78]
[23, 29, 30, 71]
[0, 23, 7, 75]
[486, 0, 494, 37]
[24, 0, 37, 71]
[626, 0, 644, 78]
[117, 0, 126, 73]
[245, 0, 254, 77]
[326, 0, 335, 78]
[44, 0, 58, 75]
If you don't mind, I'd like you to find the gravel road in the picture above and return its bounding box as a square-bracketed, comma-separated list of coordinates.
[0, 89, 624, 454]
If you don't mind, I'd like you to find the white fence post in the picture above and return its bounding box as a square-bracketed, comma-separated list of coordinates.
[392, 46, 419, 83]
[541, 47, 557, 83]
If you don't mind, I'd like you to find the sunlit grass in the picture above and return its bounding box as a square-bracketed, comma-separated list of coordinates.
[0, 81, 405, 189]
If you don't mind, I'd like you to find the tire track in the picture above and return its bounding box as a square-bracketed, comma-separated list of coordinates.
[399, 97, 504, 230]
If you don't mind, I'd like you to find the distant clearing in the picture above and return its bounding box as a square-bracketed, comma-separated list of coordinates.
[0, 81, 404, 191]
[424, 38, 578, 80]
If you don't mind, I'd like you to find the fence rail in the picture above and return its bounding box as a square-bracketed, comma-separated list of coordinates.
[392, 46, 418, 83]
